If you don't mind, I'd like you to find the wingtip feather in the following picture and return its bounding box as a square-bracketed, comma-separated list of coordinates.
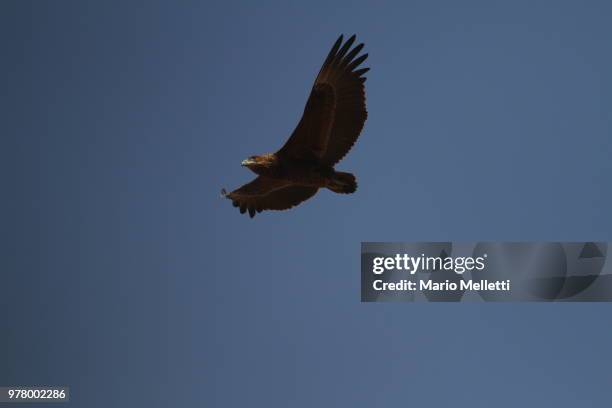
[354, 67, 370, 77]
[336, 35, 356, 60]
[331, 35, 343, 53]
[347, 53, 368, 72]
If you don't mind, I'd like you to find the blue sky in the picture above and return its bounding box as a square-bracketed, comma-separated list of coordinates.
[2, 1, 612, 407]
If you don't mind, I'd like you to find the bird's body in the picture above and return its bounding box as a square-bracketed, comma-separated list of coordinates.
[241, 154, 350, 191]
[222, 34, 369, 217]
[264, 161, 334, 189]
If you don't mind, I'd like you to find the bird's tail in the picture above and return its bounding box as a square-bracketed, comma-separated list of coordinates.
[328, 171, 357, 194]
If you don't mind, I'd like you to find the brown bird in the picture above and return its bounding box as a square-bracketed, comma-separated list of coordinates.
[222, 34, 369, 218]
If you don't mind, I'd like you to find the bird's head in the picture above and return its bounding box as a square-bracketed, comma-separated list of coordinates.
[241, 153, 277, 174]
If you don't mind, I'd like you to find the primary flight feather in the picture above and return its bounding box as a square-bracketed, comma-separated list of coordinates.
[222, 34, 369, 218]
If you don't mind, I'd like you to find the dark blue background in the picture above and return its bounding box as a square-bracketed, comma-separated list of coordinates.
[2, 1, 612, 407]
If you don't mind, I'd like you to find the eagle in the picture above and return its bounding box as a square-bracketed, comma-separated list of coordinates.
[222, 34, 369, 218]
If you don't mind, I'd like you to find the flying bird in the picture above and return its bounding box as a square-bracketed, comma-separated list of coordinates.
[222, 34, 369, 218]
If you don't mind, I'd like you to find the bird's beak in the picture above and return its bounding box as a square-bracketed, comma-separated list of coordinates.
[241, 159, 255, 167]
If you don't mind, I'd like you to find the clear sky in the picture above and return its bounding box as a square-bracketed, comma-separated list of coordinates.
[2, 1, 612, 407]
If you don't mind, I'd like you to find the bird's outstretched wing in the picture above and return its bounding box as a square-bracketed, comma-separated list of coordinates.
[222, 177, 319, 218]
[277, 34, 369, 165]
